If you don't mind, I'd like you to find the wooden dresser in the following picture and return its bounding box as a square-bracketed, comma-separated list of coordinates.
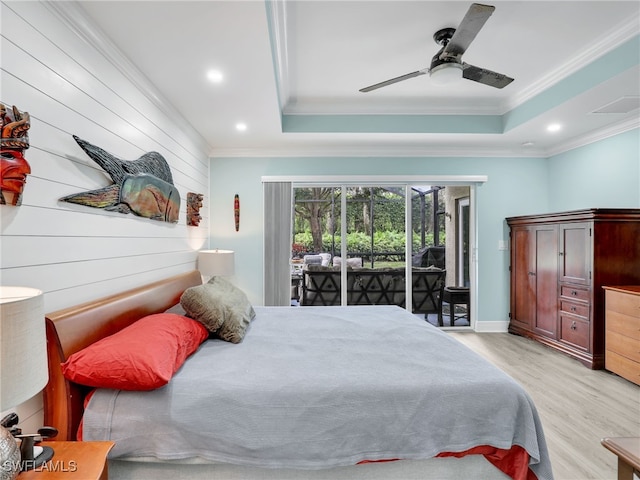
[506, 209, 640, 369]
[603, 286, 640, 385]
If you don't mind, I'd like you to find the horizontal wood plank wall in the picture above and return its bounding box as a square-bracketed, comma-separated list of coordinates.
[0, 1, 210, 313]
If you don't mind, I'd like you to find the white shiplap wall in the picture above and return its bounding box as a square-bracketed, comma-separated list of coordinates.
[1, 1, 210, 311]
[0, 1, 210, 428]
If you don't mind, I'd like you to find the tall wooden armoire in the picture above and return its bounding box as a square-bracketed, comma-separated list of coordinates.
[506, 209, 640, 369]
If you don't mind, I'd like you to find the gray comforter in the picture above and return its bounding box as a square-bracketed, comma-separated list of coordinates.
[83, 305, 553, 479]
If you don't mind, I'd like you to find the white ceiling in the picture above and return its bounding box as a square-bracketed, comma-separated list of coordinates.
[75, 0, 640, 157]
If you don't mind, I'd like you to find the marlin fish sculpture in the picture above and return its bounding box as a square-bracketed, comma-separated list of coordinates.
[61, 135, 180, 223]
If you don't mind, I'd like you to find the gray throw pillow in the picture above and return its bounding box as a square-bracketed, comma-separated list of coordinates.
[180, 277, 256, 343]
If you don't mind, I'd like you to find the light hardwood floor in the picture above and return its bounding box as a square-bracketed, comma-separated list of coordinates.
[448, 331, 640, 480]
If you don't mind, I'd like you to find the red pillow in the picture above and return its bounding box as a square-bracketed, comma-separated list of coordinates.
[61, 313, 209, 390]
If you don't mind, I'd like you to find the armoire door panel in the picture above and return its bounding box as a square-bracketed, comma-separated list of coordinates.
[511, 227, 535, 329]
[534, 227, 558, 337]
[559, 223, 590, 285]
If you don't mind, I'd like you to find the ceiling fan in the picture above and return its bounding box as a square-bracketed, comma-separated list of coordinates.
[359, 3, 514, 92]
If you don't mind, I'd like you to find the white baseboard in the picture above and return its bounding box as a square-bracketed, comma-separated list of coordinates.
[474, 320, 509, 333]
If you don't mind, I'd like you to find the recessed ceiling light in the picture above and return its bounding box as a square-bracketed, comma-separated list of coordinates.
[546, 123, 562, 133]
[206, 69, 224, 83]
[235, 122, 247, 132]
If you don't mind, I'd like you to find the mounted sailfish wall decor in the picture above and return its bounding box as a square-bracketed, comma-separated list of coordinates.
[61, 136, 180, 223]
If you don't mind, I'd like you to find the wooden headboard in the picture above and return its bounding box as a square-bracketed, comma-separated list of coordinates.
[43, 270, 202, 441]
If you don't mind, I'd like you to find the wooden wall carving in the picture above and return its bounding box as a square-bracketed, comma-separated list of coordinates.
[61, 136, 180, 223]
[0, 103, 31, 206]
[187, 192, 203, 226]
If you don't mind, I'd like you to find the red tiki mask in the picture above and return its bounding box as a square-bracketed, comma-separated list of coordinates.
[0, 150, 31, 205]
[0, 104, 31, 206]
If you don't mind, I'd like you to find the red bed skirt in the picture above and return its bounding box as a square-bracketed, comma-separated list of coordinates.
[358, 444, 537, 480]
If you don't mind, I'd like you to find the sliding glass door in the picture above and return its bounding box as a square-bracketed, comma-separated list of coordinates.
[288, 181, 471, 328]
[265, 175, 482, 326]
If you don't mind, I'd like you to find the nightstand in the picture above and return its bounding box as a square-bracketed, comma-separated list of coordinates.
[601, 437, 640, 480]
[17, 441, 114, 480]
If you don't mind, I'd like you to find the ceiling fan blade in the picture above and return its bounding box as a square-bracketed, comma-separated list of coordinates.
[442, 3, 495, 58]
[359, 70, 427, 92]
[462, 63, 514, 89]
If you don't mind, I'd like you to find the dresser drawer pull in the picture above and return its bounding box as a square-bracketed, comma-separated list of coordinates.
[570, 321, 577, 330]
[571, 290, 578, 296]
[570, 306, 577, 312]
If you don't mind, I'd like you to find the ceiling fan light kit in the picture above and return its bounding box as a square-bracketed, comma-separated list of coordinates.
[430, 63, 463, 85]
[359, 3, 514, 92]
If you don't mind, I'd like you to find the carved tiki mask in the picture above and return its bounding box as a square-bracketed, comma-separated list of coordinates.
[187, 192, 204, 226]
[0, 104, 31, 206]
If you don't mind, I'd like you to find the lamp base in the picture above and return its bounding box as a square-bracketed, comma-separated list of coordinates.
[20, 438, 54, 471]
[0, 426, 20, 480]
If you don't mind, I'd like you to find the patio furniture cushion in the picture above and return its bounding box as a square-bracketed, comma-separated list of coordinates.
[303, 254, 323, 265]
[332, 256, 363, 268]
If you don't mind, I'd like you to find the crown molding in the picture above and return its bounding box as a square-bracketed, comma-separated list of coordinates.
[544, 116, 639, 157]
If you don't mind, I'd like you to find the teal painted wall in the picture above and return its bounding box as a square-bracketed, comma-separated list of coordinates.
[547, 129, 640, 210]
[210, 129, 639, 324]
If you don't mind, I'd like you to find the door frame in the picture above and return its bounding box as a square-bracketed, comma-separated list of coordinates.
[264, 175, 486, 330]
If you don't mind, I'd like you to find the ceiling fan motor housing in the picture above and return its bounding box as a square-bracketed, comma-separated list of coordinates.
[433, 27, 456, 46]
[430, 28, 462, 70]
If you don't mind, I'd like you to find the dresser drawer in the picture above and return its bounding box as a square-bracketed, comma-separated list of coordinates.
[606, 310, 640, 341]
[560, 285, 589, 302]
[606, 330, 640, 363]
[560, 300, 589, 319]
[605, 350, 640, 386]
[606, 289, 640, 318]
[560, 315, 589, 351]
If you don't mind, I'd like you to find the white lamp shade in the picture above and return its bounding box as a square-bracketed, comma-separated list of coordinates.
[0, 286, 48, 411]
[198, 250, 235, 277]
[429, 62, 463, 85]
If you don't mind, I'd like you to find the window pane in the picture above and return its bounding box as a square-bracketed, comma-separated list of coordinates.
[293, 187, 341, 306]
[410, 186, 446, 325]
[345, 187, 405, 269]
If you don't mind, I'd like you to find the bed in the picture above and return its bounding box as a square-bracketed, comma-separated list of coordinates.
[43, 270, 553, 480]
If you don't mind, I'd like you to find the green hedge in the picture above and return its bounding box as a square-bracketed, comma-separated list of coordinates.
[293, 231, 441, 255]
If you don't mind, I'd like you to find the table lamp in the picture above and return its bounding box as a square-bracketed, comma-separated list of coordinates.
[0, 286, 52, 479]
[198, 249, 235, 281]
